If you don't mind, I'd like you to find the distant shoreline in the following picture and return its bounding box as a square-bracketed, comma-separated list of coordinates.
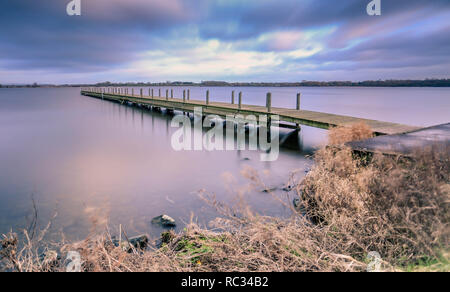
[1, 79, 449, 88]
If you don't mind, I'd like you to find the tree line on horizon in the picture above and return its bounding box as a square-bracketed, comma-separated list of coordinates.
[1, 79, 449, 88]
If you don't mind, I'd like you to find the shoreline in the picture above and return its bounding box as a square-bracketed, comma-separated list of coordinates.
[1, 79, 450, 88]
[1, 124, 448, 272]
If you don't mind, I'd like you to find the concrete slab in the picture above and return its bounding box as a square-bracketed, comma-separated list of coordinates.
[347, 123, 450, 156]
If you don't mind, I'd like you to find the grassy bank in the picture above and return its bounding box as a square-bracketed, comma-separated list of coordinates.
[1, 124, 449, 272]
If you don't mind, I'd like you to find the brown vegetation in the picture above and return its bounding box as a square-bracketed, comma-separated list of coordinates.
[1, 124, 448, 272]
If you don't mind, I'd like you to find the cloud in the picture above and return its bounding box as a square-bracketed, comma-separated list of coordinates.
[0, 0, 449, 83]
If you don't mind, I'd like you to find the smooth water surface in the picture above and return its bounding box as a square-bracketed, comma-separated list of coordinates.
[0, 87, 449, 240]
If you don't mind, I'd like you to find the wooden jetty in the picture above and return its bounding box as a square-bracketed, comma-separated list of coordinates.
[81, 87, 420, 136]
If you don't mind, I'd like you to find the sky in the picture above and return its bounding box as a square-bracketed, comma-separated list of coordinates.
[0, 0, 449, 84]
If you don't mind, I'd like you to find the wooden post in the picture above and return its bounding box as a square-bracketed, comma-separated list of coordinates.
[152, 89, 154, 98]
[238, 92, 242, 110]
[187, 89, 190, 100]
[206, 90, 210, 105]
[140, 88, 143, 97]
[232, 91, 235, 104]
[159, 89, 161, 97]
[296, 93, 301, 128]
[183, 90, 186, 103]
[266, 92, 272, 113]
[266, 93, 272, 138]
[166, 89, 169, 100]
[171, 89, 173, 98]
[132, 89, 134, 96]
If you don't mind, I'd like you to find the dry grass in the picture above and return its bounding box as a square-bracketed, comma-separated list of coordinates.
[328, 122, 374, 145]
[1, 123, 449, 272]
[301, 127, 449, 267]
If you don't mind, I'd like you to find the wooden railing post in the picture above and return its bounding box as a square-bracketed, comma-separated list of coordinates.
[266, 92, 272, 113]
[187, 89, 190, 100]
[166, 89, 169, 100]
[232, 90, 235, 104]
[267, 92, 272, 135]
[238, 92, 242, 110]
[159, 89, 161, 97]
[296, 93, 301, 128]
[206, 90, 210, 105]
[132, 88, 134, 96]
[152, 89, 154, 99]
[171, 89, 173, 99]
[140, 88, 143, 97]
[183, 90, 186, 103]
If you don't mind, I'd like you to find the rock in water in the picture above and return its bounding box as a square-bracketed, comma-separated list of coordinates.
[152, 215, 176, 227]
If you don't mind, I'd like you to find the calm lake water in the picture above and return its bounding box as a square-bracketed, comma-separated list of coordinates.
[0, 87, 449, 241]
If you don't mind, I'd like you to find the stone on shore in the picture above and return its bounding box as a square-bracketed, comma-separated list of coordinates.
[151, 215, 176, 227]
[112, 234, 149, 252]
